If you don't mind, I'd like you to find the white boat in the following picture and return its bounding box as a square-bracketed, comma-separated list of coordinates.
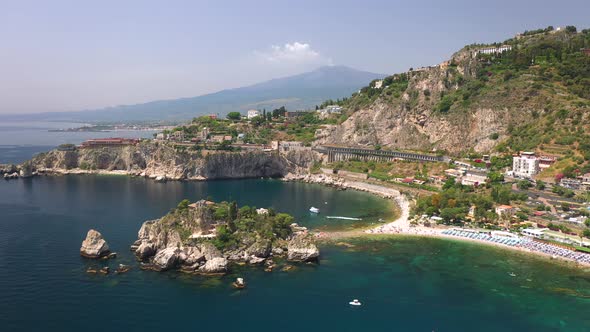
[309, 207, 320, 213]
[349, 299, 361, 306]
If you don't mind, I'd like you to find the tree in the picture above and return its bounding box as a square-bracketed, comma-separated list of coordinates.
[177, 199, 190, 211]
[491, 185, 512, 204]
[442, 177, 456, 190]
[487, 171, 504, 183]
[228, 201, 238, 221]
[583, 229, 590, 239]
[272, 106, 286, 118]
[226, 112, 241, 120]
[517, 180, 532, 190]
[251, 116, 265, 126]
[536, 180, 546, 190]
[227, 201, 238, 232]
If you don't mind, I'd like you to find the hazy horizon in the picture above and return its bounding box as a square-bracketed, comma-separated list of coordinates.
[1, 0, 588, 114]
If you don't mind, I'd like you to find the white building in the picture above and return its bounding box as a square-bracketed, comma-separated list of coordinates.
[317, 105, 343, 118]
[474, 45, 512, 57]
[247, 109, 260, 119]
[460, 173, 487, 186]
[522, 228, 545, 238]
[326, 105, 342, 114]
[512, 152, 539, 178]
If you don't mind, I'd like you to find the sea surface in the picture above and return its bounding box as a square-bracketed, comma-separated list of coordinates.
[1, 176, 589, 332]
[0, 121, 157, 164]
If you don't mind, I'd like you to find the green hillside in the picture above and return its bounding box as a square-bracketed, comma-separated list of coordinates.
[321, 26, 590, 176]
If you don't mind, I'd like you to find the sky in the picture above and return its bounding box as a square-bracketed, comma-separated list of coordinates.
[0, 0, 588, 114]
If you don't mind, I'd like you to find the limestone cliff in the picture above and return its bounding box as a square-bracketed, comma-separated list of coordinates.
[317, 29, 590, 155]
[26, 141, 319, 180]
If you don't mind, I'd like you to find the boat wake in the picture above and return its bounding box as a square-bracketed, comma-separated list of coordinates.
[326, 216, 362, 221]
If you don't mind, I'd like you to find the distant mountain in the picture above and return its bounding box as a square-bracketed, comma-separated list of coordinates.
[8, 66, 385, 123]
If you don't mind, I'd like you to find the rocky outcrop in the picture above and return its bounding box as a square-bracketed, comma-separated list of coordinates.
[132, 200, 320, 275]
[153, 247, 180, 270]
[287, 233, 320, 262]
[2, 163, 36, 180]
[80, 229, 110, 258]
[0, 164, 17, 176]
[18, 162, 34, 178]
[25, 141, 319, 180]
[199, 257, 228, 274]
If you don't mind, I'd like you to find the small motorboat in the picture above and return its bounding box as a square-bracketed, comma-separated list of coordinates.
[508, 272, 516, 277]
[309, 207, 320, 213]
[349, 299, 362, 306]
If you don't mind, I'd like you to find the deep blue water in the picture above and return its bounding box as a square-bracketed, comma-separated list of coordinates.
[0, 176, 589, 332]
[0, 121, 156, 164]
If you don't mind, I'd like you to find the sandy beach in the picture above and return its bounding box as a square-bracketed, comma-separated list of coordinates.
[290, 173, 590, 269]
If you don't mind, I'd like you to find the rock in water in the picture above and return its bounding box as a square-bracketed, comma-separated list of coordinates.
[287, 234, 320, 262]
[199, 257, 228, 273]
[80, 229, 110, 258]
[153, 248, 180, 270]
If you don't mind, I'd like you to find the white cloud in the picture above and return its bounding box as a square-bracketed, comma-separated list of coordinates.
[255, 42, 332, 65]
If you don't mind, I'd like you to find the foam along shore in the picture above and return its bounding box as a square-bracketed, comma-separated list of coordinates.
[284, 173, 590, 268]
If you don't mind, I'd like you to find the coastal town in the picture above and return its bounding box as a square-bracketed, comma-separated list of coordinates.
[3, 2, 590, 330]
[4, 97, 590, 268]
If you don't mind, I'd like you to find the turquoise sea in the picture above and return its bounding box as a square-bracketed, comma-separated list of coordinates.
[1, 176, 589, 331]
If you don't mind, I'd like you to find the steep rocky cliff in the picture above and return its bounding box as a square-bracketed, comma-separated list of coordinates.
[26, 141, 319, 180]
[317, 28, 590, 155]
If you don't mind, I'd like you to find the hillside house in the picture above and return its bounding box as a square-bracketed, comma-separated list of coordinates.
[247, 110, 260, 119]
[538, 156, 556, 170]
[560, 178, 582, 190]
[210, 135, 232, 143]
[460, 173, 487, 186]
[495, 205, 515, 218]
[169, 131, 185, 141]
[512, 152, 539, 178]
[428, 175, 446, 185]
[445, 169, 465, 178]
[271, 140, 305, 153]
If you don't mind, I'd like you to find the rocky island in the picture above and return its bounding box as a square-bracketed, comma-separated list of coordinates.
[80, 229, 112, 259]
[131, 199, 319, 274]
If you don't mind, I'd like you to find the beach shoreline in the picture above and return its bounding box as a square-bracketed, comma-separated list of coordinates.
[286, 173, 590, 269]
